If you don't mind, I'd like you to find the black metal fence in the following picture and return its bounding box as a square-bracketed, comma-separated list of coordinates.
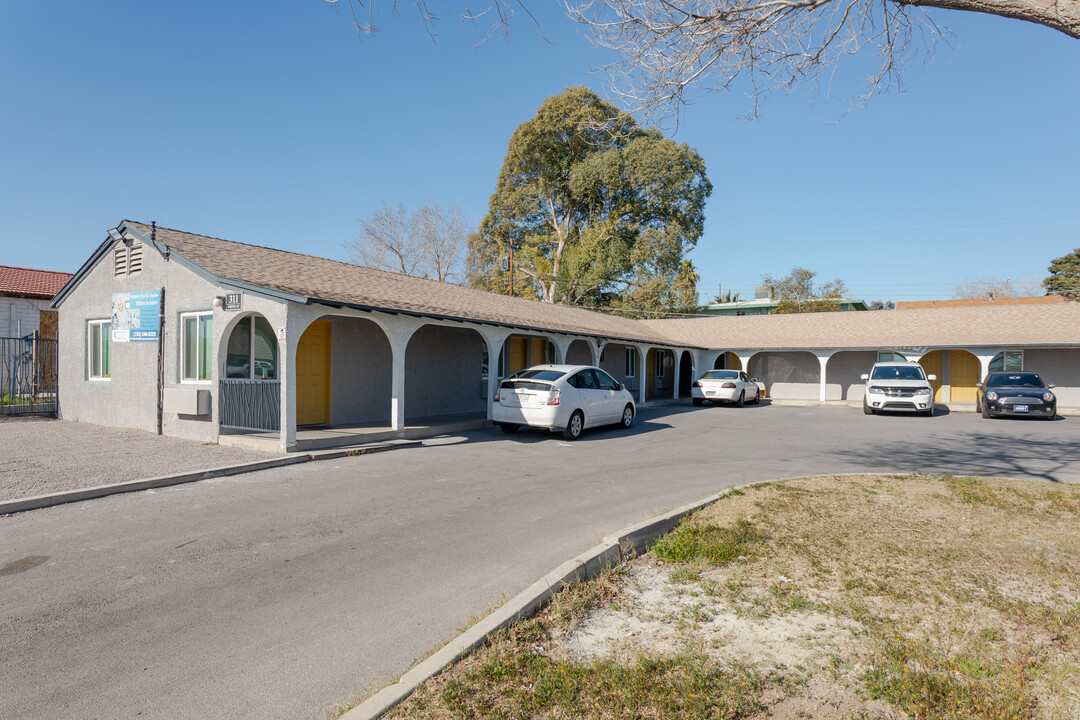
[220, 379, 280, 432]
[0, 333, 58, 415]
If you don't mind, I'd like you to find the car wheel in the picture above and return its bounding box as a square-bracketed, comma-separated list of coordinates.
[735, 391, 745, 408]
[1044, 410, 1057, 421]
[752, 389, 761, 404]
[562, 410, 584, 440]
[921, 408, 933, 417]
[981, 402, 991, 419]
[692, 397, 703, 407]
[620, 404, 634, 429]
[863, 401, 874, 415]
[499, 423, 520, 434]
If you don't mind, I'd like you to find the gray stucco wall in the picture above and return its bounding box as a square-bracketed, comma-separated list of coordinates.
[566, 339, 593, 365]
[1024, 349, 1080, 407]
[750, 351, 819, 400]
[598, 342, 640, 395]
[1, 297, 51, 337]
[404, 324, 485, 420]
[329, 316, 393, 425]
[825, 351, 877, 401]
[57, 239, 289, 442]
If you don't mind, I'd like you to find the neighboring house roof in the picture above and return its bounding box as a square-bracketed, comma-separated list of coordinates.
[895, 296, 1064, 310]
[644, 303, 1080, 350]
[0, 265, 75, 300]
[112, 222, 681, 347]
[699, 298, 868, 314]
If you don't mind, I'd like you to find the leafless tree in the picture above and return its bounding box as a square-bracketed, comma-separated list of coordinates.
[344, 202, 472, 282]
[954, 275, 1043, 299]
[327, 0, 1077, 121]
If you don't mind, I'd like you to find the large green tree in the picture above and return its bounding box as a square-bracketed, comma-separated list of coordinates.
[1044, 249, 1080, 300]
[468, 86, 711, 314]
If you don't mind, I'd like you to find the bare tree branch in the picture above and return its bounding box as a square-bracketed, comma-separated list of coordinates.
[344, 202, 473, 282]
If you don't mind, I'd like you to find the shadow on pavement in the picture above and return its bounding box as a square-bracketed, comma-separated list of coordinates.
[836, 430, 1079, 483]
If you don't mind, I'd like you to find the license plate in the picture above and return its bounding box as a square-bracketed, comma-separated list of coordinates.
[706, 391, 716, 396]
[1014, 405, 1029, 413]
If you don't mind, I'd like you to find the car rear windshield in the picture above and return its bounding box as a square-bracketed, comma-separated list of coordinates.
[511, 369, 567, 382]
[499, 380, 554, 392]
[988, 373, 1045, 388]
[871, 365, 926, 381]
[701, 370, 739, 380]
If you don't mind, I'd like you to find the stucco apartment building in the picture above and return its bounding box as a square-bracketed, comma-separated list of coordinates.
[52, 221, 1080, 451]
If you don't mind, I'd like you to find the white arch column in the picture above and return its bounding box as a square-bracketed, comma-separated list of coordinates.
[815, 350, 835, 402]
[595, 339, 608, 366]
[478, 327, 511, 420]
[635, 344, 649, 405]
[384, 316, 425, 437]
[276, 303, 325, 451]
[551, 337, 572, 365]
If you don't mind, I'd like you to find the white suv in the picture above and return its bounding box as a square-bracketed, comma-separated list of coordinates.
[861, 362, 937, 416]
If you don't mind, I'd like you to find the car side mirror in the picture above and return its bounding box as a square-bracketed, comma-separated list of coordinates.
[750, 378, 758, 383]
[1050, 383, 1057, 389]
[860, 374, 869, 380]
[616, 383, 624, 391]
[927, 374, 937, 381]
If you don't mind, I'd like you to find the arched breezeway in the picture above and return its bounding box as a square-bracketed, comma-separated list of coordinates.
[825, 351, 877, 401]
[748, 352, 820, 400]
[712, 352, 742, 371]
[678, 351, 693, 397]
[919, 349, 980, 403]
[405, 324, 487, 422]
[646, 348, 674, 398]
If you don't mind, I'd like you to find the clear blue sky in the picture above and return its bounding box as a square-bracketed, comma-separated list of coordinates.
[1, 1, 1077, 303]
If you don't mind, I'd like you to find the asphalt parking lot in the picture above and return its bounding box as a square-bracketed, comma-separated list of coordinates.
[1, 402, 1077, 720]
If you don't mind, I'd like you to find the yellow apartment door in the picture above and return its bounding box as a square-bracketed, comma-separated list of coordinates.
[508, 337, 526, 375]
[949, 350, 980, 403]
[297, 320, 331, 426]
[919, 351, 944, 402]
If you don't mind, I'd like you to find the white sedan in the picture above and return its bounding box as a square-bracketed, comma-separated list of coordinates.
[691, 369, 761, 407]
[492, 364, 636, 440]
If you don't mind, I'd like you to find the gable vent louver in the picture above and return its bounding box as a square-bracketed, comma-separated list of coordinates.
[114, 245, 128, 277]
[128, 243, 143, 274]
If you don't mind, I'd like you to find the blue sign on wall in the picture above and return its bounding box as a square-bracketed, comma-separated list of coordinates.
[112, 291, 161, 343]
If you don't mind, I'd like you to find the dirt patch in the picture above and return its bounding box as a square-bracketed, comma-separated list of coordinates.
[0, 416, 275, 502]
[385, 475, 1080, 720]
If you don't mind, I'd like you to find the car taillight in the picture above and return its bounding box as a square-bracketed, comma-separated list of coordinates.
[546, 388, 561, 406]
[692, 381, 701, 388]
[721, 382, 736, 389]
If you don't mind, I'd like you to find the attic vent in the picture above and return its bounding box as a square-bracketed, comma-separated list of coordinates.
[113, 241, 144, 277]
[128, 243, 143, 274]
[114, 245, 128, 277]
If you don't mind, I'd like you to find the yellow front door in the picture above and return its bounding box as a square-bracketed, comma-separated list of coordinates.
[919, 351, 944, 402]
[949, 350, 980, 403]
[297, 320, 331, 426]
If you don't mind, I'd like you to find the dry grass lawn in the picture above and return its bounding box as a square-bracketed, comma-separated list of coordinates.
[381, 475, 1080, 720]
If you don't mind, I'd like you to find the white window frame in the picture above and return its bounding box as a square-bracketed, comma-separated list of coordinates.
[87, 319, 112, 381]
[625, 348, 637, 378]
[655, 350, 666, 379]
[181, 311, 214, 384]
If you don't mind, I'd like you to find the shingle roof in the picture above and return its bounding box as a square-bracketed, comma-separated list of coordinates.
[0, 265, 75, 299]
[644, 303, 1080, 350]
[124, 221, 677, 346]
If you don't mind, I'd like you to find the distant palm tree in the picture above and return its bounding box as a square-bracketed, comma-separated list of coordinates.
[712, 288, 741, 303]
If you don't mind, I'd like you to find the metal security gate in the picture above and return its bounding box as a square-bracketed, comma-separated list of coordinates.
[220, 379, 280, 431]
[0, 333, 58, 415]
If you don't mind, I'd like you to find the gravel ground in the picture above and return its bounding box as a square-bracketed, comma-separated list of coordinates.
[0, 416, 276, 502]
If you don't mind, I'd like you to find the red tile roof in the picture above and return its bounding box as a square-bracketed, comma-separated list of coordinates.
[0, 265, 75, 299]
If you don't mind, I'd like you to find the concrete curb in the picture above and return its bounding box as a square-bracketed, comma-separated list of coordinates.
[339, 485, 741, 720]
[0, 440, 422, 516]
